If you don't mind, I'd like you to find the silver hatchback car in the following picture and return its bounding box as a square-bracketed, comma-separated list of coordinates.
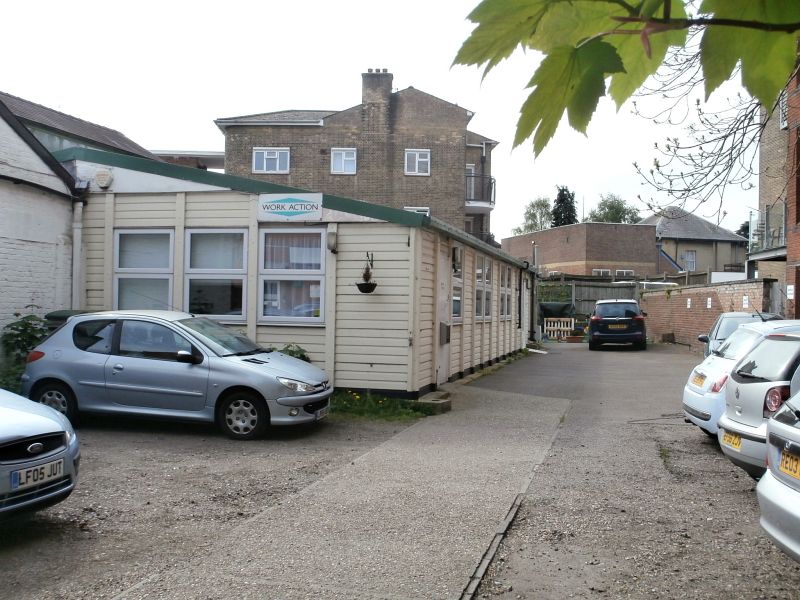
[21, 311, 332, 440]
[0, 388, 80, 517]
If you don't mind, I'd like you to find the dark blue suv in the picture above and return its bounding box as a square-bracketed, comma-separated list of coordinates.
[589, 299, 647, 350]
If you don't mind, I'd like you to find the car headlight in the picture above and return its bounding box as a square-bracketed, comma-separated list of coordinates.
[65, 428, 75, 444]
[277, 377, 316, 393]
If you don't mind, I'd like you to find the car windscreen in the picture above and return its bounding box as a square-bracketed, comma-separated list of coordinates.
[715, 328, 761, 360]
[717, 316, 764, 339]
[595, 303, 639, 318]
[735, 337, 800, 381]
[176, 317, 262, 357]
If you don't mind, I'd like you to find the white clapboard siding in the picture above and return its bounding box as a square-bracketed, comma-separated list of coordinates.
[114, 195, 177, 228]
[256, 327, 326, 365]
[334, 222, 411, 390]
[82, 195, 107, 310]
[414, 230, 436, 389]
[185, 193, 250, 227]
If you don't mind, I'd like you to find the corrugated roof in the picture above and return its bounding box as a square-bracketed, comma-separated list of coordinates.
[0, 91, 159, 160]
[639, 206, 745, 242]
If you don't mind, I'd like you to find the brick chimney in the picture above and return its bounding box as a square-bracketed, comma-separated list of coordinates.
[362, 68, 393, 133]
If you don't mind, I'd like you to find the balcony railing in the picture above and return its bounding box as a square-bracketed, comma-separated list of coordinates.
[466, 174, 496, 205]
[749, 202, 786, 254]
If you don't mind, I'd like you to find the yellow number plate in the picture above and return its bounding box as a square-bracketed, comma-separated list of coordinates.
[608, 324, 627, 330]
[722, 430, 742, 451]
[779, 450, 800, 480]
[691, 373, 706, 387]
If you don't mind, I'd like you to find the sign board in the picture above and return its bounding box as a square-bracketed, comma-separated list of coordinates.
[707, 297, 712, 309]
[687, 298, 691, 309]
[258, 193, 323, 222]
[742, 295, 749, 308]
[789, 285, 795, 301]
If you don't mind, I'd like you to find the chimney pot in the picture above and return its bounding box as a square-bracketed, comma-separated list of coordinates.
[368, 68, 373, 73]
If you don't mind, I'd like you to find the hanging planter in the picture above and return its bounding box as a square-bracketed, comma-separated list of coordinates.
[356, 252, 378, 293]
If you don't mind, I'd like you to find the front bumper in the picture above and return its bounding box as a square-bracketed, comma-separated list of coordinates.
[268, 387, 333, 426]
[757, 470, 800, 562]
[718, 413, 767, 476]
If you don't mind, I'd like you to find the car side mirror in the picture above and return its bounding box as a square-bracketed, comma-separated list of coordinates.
[177, 350, 203, 365]
[697, 335, 710, 344]
[641, 311, 647, 317]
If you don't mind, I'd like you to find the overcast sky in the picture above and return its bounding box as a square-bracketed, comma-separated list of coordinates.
[3, 0, 755, 239]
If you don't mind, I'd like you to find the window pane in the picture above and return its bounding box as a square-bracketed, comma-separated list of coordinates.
[189, 232, 244, 270]
[118, 278, 170, 310]
[485, 291, 492, 317]
[418, 152, 430, 174]
[406, 152, 416, 173]
[485, 260, 492, 283]
[265, 154, 278, 171]
[264, 232, 321, 270]
[188, 279, 243, 316]
[278, 151, 289, 172]
[475, 289, 483, 317]
[119, 321, 191, 360]
[332, 153, 344, 172]
[118, 233, 170, 269]
[452, 285, 462, 318]
[253, 150, 265, 172]
[262, 279, 321, 318]
[73, 320, 115, 354]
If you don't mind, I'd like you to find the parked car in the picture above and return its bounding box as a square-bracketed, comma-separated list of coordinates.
[21, 311, 332, 440]
[588, 299, 647, 350]
[0, 388, 80, 517]
[718, 332, 800, 478]
[756, 391, 800, 563]
[698, 311, 781, 357]
[683, 320, 800, 437]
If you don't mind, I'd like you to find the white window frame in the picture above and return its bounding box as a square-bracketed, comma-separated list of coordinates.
[331, 148, 357, 175]
[258, 227, 325, 324]
[405, 149, 431, 176]
[113, 229, 174, 310]
[592, 269, 611, 277]
[615, 269, 634, 278]
[184, 229, 248, 321]
[475, 255, 492, 321]
[404, 206, 431, 216]
[252, 147, 290, 174]
[684, 250, 697, 272]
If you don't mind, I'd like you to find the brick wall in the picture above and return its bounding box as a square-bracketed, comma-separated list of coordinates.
[785, 69, 800, 318]
[222, 76, 483, 232]
[640, 279, 773, 353]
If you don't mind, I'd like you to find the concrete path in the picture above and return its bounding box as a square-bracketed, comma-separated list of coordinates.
[113, 364, 569, 600]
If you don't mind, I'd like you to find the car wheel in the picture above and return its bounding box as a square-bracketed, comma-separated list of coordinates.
[636, 340, 647, 350]
[218, 391, 269, 440]
[589, 341, 599, 351]
[35, 382, 79, 424]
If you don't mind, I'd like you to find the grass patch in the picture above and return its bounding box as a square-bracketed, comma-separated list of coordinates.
[330, 390, 435, 421]
[0, 363, 24, 394]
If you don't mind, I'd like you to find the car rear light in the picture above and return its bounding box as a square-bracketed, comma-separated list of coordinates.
[634, 315, 645, 322]
[764, 385, 790, 416]
[590, 315, 601, 322]
[710, 374, 728, 393]
[26, 350, 45, 363]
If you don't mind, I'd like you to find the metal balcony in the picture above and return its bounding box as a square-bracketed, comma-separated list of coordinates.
[749, 203, 786, 255]
[465, 174, 496, 214]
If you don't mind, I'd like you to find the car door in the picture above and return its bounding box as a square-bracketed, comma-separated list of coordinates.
[104, 319, 209, 412]
[67, 318, 117, 409]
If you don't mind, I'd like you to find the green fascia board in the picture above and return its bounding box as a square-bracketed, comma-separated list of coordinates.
[54, 147, 531, 271]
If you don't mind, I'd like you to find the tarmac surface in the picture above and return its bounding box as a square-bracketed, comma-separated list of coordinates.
[110, 356, 571, 599]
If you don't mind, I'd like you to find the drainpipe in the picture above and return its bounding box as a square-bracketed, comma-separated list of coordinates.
[70, 183, 89, 310]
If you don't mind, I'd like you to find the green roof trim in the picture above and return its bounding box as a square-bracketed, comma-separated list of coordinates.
[54, 147, 530, 271]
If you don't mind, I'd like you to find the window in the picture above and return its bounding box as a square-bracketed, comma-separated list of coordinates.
[452, 246, 463, 321]
[185, 230, 247, 320]
[114, 230, 174, 310]
[475, 255, 492, 320]
[592, 269, 611, 277]
[73, 320, 115, 354]
[500, 266, 512, 319]
[404, 206, 430, 216]
[684, 250, 697, 272]
[331, 148, 357, 174]
[253, 148, 290, 173]
[405, 149, 430, 176]
[466, 164, 476, 200]
[780, 90, 789, 130]
[259, 229, 325, 323]
[615, 269, 634, 278]
[118, 320, 193, 361]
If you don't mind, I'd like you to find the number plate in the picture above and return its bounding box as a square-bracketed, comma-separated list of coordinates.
[722, 430, 742, 451]
[608, 324, 627, 330]
[11, 458, 64, 490]
[779, 450, 800, 480]
[691, 372, 706, 387]
[316, 405, 330, 420]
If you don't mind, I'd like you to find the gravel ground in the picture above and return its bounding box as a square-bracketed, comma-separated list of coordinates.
[0, 415, 408, 600]
[475, 343, 800, 599]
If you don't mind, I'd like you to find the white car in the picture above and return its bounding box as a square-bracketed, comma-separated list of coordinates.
[683, 320, 800, 436]
[756, 392, 800, 562]
[718, 332, 800, 479]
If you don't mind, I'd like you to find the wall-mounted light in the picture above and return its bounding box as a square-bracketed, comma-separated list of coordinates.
[326, 231, 338, 254]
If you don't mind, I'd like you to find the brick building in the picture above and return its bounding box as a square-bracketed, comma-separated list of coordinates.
[215, 70, 498, 241]
[501, 222, 672, 277]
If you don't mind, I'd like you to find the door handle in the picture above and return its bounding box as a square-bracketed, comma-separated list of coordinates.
[112, 364, 124, 373]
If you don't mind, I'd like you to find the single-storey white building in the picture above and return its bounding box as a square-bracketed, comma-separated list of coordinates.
[57, 148, 533, 397]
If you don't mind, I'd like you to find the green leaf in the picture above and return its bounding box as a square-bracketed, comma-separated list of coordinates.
[515, 39, 625, 154]
[700, 0, 800, 107]
[454, 0, 557, 74]
[639, 0, 666, 19]
[531, 2, 625, 51]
